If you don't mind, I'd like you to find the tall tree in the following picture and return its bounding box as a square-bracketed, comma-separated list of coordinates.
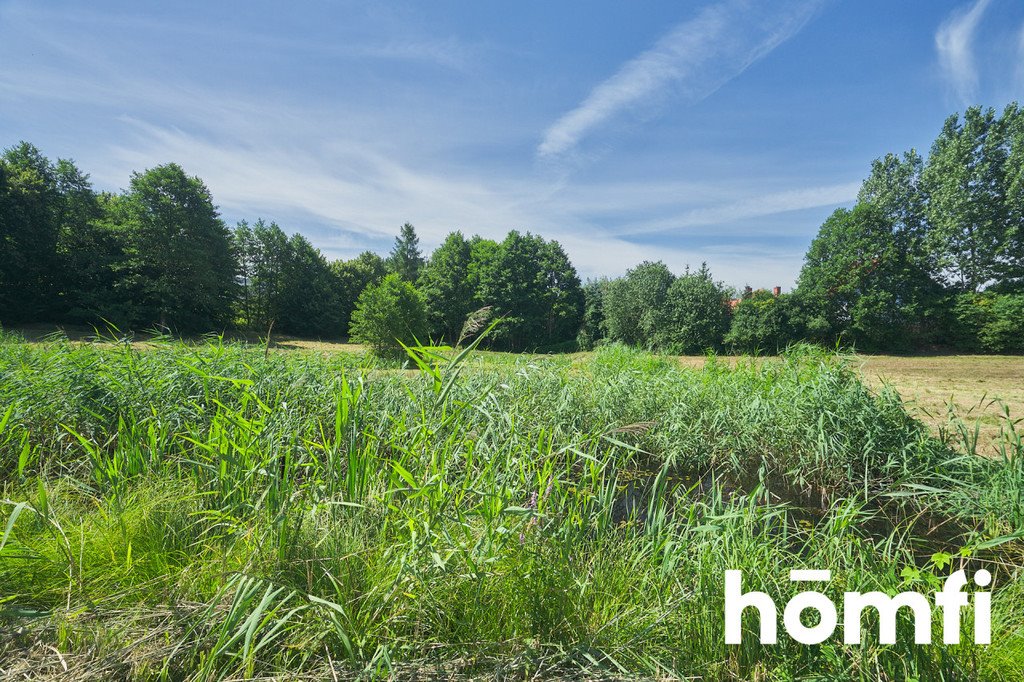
[278, 234, 343, 337]
[998, 103, 1024, 291]
[470, 231, 583, 350]
[118, 163, 237, 331]
[922, 106, 1010, 292]
[657, 263, 730, 353]
[387, 222, 424, 283]
[52, 158, 112, 321]
[232, 219, 290, 331]
[332, 250, 388, 335]
[418, 231, 474, 342]
[0, 143, 62, 321]
[603, 261, 675, 348]
[795, 204, 937, 350]
[538, 239, 585, 345]
[577, 278, 610, 350]
[472, 230, 543, 349]
[858, 149, 932, 272]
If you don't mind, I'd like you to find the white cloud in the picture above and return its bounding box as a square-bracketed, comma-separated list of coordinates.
[0, 0, 843, 289]
[101, 114, 836, 289]
[935, 0, 993, 105]
[537, 0, 822, 158]
[609, 181, 860, 237]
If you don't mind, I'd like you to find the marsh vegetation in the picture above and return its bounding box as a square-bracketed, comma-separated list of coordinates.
[0, 333, 1022, 679]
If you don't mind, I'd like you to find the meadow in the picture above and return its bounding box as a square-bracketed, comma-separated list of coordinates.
[1, 331, 1023, 680]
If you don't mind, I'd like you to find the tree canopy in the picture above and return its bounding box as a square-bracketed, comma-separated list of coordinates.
[6, 103, 1024, 357]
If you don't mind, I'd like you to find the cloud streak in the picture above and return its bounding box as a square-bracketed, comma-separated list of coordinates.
[609, 181, 860, 237]
[537, 0, 822, 158]
[0, 0, 854, 289]
[935, 0, 993, 105]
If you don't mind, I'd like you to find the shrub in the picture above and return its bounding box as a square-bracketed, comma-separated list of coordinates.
[656, 264, 731, 353]
[348, 273, 428, 357]
[726, 290, 795, 353]
[953, 293, 1024, 353]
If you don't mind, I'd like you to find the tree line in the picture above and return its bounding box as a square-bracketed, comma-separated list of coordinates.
[2, 103, 1023, 354]
[0, 144, 583, 352]
[581, 104, 1024, 354]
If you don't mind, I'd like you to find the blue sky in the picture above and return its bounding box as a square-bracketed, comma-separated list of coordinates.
[3, 0, 1023, 288]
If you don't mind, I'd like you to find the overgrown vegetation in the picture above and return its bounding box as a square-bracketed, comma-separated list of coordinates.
[0, 334, 1022, 679]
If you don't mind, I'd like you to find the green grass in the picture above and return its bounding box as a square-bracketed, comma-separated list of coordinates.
[0, 332, 1022, 680]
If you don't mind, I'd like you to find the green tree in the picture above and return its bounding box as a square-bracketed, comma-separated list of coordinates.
[63, 192, 128, 324]
[859, 149, 932, 273]
[471, 231, 583, 350]
[922, 106, 1010, 292]
[52, 160, 114, 321]
[657, 263, 730, 353]
[999, 103, 1024, 290]
[0, 143, 62, 321]
[349, 273, 428, 357]
[332, 250, 388, 335]
[418, 231, 473, 342]
[952, 293, 1024, 353]
[278, 234, 343, 337]
[603, 261, 675, 348]
[387, 222, 424, 283]
[795, 204, 937, 350]
[577, 278, 610, 350]
[726, 290, 795, 353]
[118, 163, 236, 331]
[539, 239, 584, 345]
[233, 219, 291, 330]
[466, 236, 500, 300]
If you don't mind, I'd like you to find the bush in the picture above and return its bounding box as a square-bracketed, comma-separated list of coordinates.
[656, 264, 730, 353]
[348, 273, 428, 357]
[953, 293, 1024, 353]
[726, 290, 795, 353]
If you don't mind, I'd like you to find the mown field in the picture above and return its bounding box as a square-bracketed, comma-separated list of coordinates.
[1, 332, 1023, 680]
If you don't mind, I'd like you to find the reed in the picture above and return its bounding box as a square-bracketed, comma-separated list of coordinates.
[0, 335, 1021, 679]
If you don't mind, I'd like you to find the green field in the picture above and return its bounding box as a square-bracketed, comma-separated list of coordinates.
[1, 334, 1023, 680]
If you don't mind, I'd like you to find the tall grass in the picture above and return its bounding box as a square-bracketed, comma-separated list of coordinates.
[0, 336, 1022, 679]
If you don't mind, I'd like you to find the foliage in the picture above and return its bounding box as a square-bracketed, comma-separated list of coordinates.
[116, 163, 236, 331]
[795, 204, 939, 351]
[6, 115, 1024, 355]
[386, 222, 424, 283]
[332, 250, 388, 335]
[656, 263, 730, 353]
[0, 143, 92, 322]
[278, 234, 343, 337]
[348, 273, 428, 357]
[233, 219, 290, 331]
[603, 260, 674, 348]
[726, 290, 796, 353]
[417, 231, 473, 342]
[922, 106, 1016, 292]
[471, 230, 583, 351]
[952, 293, 1024, 353]
[0, 339, 1022, 679]
[577, 278, 610, 351]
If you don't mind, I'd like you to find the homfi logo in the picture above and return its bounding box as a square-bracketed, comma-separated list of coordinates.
[724, 569, 991, 645]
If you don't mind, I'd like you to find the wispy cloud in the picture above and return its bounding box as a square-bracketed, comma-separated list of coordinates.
[536, 0, 822, 158]
[935, 0, 993, 105]
[0, 1, 477, 72]
[0, 0, 849, 289]
[609, 181, 860, 237]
